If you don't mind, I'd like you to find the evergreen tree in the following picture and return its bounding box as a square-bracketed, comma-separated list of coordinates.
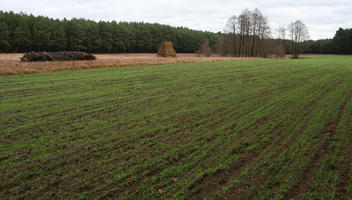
[31, 18, 51, 51]
[98, 21, 113, 52]
[67, 19, 86, 51]
[0, 22, 11, 52]
[112, 21, 128, 53]
[12, 19, 31, 52]
[333, 28, 352, 54]
[50, 20, 67, 51]
[0, 10, 219, 53]
[84, 21, 101, 53]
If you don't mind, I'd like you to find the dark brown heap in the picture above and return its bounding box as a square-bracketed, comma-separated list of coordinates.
[21, 52, 96, 62]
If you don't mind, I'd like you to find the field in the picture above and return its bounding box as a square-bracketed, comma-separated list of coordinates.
[0, 53, 262, 75]
[1, 55, 352, 199]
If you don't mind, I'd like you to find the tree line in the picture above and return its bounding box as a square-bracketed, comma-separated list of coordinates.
[0, 11, 219, 53]
[302, 28, 352, 54]
[218, 8, 352, 57]
[1, 10, 351, 56]
[216, 9, 309, 58]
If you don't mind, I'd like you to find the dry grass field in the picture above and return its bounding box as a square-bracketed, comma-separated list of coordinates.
[0, 53, 264, 75]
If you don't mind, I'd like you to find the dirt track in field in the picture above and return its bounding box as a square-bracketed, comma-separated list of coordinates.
[0, 53, 265, 75]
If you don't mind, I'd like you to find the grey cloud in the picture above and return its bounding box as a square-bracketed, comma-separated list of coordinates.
[2, 0, 352, 39]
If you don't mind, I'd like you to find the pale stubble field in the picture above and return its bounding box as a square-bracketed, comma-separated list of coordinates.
[0, 53, 264, 75]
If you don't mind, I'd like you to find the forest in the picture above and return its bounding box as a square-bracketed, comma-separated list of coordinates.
[0, 10, 351, 55]
[303, 28, 352, 54]
[0, 11, 218, 53]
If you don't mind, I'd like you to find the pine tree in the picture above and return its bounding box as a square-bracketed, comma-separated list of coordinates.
[67, 19, 86, 51]
[50, 21, 67, 51]
[0, 22, 11, 52]
[112, 21, 128, 53]
[98, 22, 113, 52]
[84, 21, 101, 53]
[13, 20, 31, 52]
[32, 18, 51, 51]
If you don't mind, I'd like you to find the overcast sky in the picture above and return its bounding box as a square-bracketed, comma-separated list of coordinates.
[2, 0, 352, 40]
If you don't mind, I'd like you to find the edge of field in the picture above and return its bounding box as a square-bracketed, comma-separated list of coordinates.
[0, 53, 276, 75]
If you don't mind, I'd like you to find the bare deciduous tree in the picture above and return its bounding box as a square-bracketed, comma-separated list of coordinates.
[225, 15, 237, 56]
[276, 26, 286, 40]
[196, 40, 212, 57]
[288, 20, 309, 58]
[218, 8, 271, 57]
